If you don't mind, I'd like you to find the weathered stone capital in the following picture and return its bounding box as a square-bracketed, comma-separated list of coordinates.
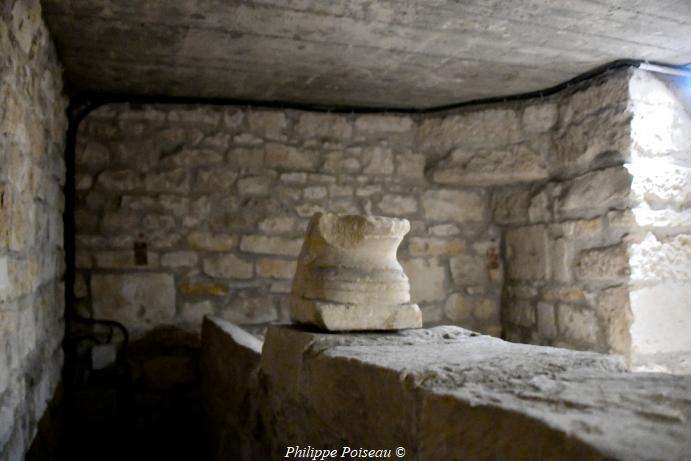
[290, 213, 422, 331]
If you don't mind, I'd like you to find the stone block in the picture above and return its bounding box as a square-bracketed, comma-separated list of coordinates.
[522, 103, 558, 133]
[505, 225, 549, 280]
[598, 286, 632, 355]
[354, 114, 414, 133]
[295, 112, 352, 140]
[195, 168, 238, 192]
[492, 187, 531, 225]
[161, 251, 198, 268]
[240, 235, 303, 257]
[220, 290, 278, 324]
[396, 152, 425, 178]
[577, 243, 629, 282]
[378, 194, 418, 215]
[536, 302, 557, 338]
[265, 143, 318, 171]
[559, 167, 631, 219]
[237, 175, 272, 196]
[422, 189, 485, 223]
[145, 168, 190, 193]
[181, 300, 215, 326]
[449, 253, 486, 286]
[557, 304, 599, 346]
[203, 254, 254, 279]
[91, 273, 176, 333]
[258, 216, 296, 235]
[409, 238, 465, 257]
[505, 300, 535, 327]
[187, 232, 237, 251]
[630, 233, 691, 283]
[401, 258, 446, 303]
[431, 141, 549, 186]
[248, 110, 287, 140]
[363, 146, 394, 175]
[257, 258, 296, 279]
[179, 282, 228, 296]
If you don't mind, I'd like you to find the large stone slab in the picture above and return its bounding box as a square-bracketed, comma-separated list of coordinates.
[202, 320, 691, 461]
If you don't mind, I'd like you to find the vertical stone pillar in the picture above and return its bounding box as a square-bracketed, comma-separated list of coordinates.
[290, 213, 422, 330]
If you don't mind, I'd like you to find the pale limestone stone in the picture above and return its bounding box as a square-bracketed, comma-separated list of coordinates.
[431, 142, 549, 186]
[409, 238, 465, 257]
[290, 213, 421, 330]
[557, 304, 599, 345]
[228, 147, 265, 167]
[422, 189, 485, 222]
[247, 111, 286, 140]
[240, 235, 303, 257]
[237, 175, 272, 196]
[449, 253, 486, 286]
[401, 258, 446, 303]
[323, 152, 362, 173]
[145, 168, 190, 193]
[629, 233, 691, 282]
[295, 113, 352, 139]
[492, 187, 531, 225]
[303, 186, 327, 200]
[559, 167, 631, 218]
[77, 142, 109, 166]
[506, 300, 536, 327]
[265, 143, 318, 171]
[537, 302, 557, 338]
[181, 300, 215, 325]
[329, 184, 353, 197]
[396, 152, 425, 178]
[220, 290, 278, 324]
[429, 223, 460, 237]
[598, 285, 632, 355]
[354, 114, 414, 133]
[187, 232, 237, 251]
[378, 194, 417, 215]
[161, 251, 198, 268]
[444, 293, 472, 322]
[161, 148, 223, 169]
[203, 254, 254, 279]
[505, 225, 549, 280]
[195, 168, 238, 192]
[577, 243, 629, 282]
[279, 172, 307, 184]
[257, 258, 296, 279]
[522, 103, 558, 133]
[91, 273, 175, 333]
[95, 250, 159, 269]
[355, 184, 382, 197]
[363, 146, 394, 175]
[258, 216, 296, 235]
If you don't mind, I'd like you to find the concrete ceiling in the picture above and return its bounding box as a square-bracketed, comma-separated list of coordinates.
[42, 0, 691, 109]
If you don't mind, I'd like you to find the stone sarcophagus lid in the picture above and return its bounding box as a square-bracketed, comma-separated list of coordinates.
[290, 212, 422, 331]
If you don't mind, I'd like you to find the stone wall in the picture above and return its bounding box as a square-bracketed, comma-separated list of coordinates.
[73, 104, 502, 337]
[494, 71, 636, 355]
[0, 0, 68, 459]
[627, 71, 691, 373]
[202, 317, 691, 461]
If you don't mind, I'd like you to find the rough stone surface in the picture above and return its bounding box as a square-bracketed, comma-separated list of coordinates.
[75, 103, 502, 336]
[42, 1, 691, 109]
[290, 213, 421, 330]
[0, 1, 67, 458]
[203, 319, 691, 461]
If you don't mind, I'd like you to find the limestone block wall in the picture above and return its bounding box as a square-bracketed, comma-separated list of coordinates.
[0, 0, 68, 458]
[627, 71, 691, 372]
[494, 71, 636, 355]
[73, 105, 502, 337]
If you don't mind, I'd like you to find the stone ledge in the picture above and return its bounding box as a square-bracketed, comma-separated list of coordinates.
[202, 318, 691, 461]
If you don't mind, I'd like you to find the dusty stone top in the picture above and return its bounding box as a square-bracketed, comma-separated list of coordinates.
[261, 324, 691, 460]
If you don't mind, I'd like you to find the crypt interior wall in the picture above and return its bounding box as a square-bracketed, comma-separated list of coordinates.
[0, 0, 68, 458]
